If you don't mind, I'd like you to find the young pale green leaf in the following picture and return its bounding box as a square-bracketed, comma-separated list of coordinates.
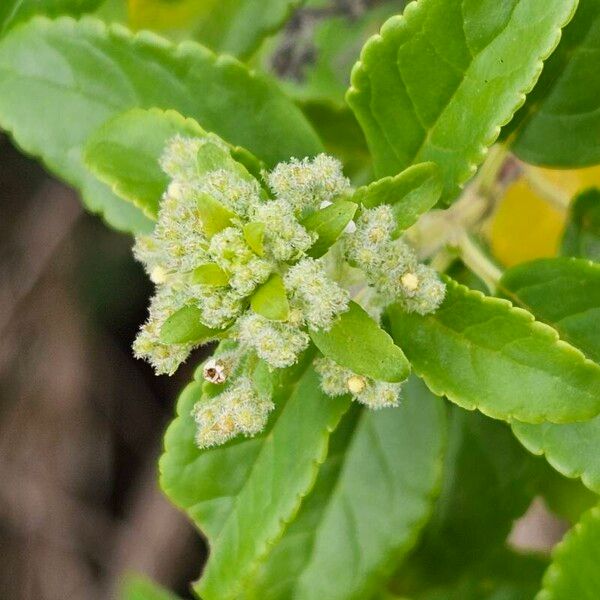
[192, 263, 230, 287]
[160, 305, 224, 344]
[0, 17, 322, 234]
[509, 0, 600, 167]
[561, 189, 600, 261]
[352, 162, 442, 232]
[0, 0, 103, 35]
[537, 505, 600, 600]
[121, 574, 181, 600]
[347, 0, 577, 203]
[85, 108, 206, 218]
[251, 273, 290, 321]
[388, 277, 600, 424]
[159, 358, 349, 600]
[243, 222, 265, 256]
[248, 376, 446, 600]
[302, 200, 358, 258]
[500, 258, 600, 493]
[196, 192, 236, 238]
[310, 301, 410, 383]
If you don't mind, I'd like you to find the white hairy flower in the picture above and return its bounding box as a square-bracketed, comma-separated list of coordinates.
[249, 198, 316, 261]
[314, 357, 403, 409]
[192, 377, 274, 448]
[237, 313, 310, 368]
[199, 169, 262, 216]
[267, 154, 350, 213]
[284, 258, 349, 330]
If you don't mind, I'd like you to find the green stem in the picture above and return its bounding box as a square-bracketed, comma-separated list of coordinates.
[456, 233, 503, 293]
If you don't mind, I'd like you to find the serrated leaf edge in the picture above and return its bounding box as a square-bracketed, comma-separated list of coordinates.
[391, 278, 600, 424]
[346, 0, 578, 198]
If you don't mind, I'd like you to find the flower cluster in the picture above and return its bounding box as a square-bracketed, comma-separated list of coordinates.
[133, 135, 445, 449]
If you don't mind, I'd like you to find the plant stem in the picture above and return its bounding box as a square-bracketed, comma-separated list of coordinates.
[456, 232, 503, 293]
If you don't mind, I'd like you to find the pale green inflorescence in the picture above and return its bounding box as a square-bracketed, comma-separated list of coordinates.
[133, 134, 446, 448]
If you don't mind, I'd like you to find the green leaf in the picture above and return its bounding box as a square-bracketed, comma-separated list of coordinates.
[120, 574, 181, 600]
[347, 0, 577, 203]
[395, 407, 543, 595]
[399, 549, 548, 600]
[0, 0, 103, 36]
[243, 222, 265, 256]
[248, 376, 446, 600]
[159, 357, 350, 600]
[251, 273, 290, 321]
[302, 200, 357, 258]
[561, 188, 600, 261]
[501, 258, 600, 493]
[160, 305, 224, 344]
[310, 301, 410, 383]
[499, 257, 600, 363]
[192, 263, 230, 287]
[537, 504, 600, 600]
[131, 0, 303, 60]
[352, 162, 442, 232]
[196, 192, 236, 238]
[85, 108, 206, 218]
[509, 0, 600, 167]
[0, 17, 322, 234]
[388, 277, 600, 424]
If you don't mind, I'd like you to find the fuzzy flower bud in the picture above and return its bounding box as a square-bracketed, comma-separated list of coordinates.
[199, 169, 262, 216]
[132, 286, 196, 376]
[237, 313, 310, 368]
[314, 357, 403, 409]
[284, 258, 349, 330]
[267, 154, 351, 213]
[192, 377, 274, 448]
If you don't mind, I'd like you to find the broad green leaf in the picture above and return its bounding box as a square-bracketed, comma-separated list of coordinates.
[248, 376, 446, 600]
[537, 505, 600, 600]
[395, 407, 543, 594]
[347, 0, 577, 203]
[243, 222, 265, 256]
[388, 277, 600, 424]
[251, 273, 289, 321]
[160, 356, 349, 600]
[499, 257, 600, 363]
[310, 301, 410, 383]
[0, 0, 102, 35]
[120, 574, 181, 600]
[561, 188, 600, 261]
[85, 108, 205, 218]
[192, 263, 230, 286]
[131, 0, 303, 60]
[302, 200, 357, 258]
[0, 17, 322, 234]
[399, 549, 548, 600]
[501, 258, 600, 493]
[509, 0, 600, 167]
[160, 305, 224, 344]
[352, 162, 442, 232]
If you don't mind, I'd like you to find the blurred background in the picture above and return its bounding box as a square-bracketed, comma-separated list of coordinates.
[0, 134, 209, 599]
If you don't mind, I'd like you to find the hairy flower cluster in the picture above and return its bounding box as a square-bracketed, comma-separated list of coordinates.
[314, 357, 402, 409]
[345, 206, 446, 315]
[193, 377, 274, 448]
[133, 136, 446, 448]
